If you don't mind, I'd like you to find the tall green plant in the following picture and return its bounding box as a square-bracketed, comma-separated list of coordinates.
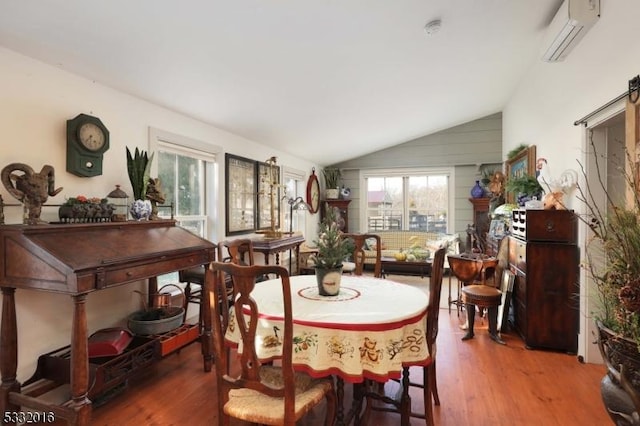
[322, 167, 341, 189]
[126, 147, 154, 200]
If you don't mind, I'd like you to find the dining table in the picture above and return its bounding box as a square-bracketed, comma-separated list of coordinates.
[224, 274, 430, 425]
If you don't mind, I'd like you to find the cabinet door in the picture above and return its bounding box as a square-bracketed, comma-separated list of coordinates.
[525, 243, 579, 352]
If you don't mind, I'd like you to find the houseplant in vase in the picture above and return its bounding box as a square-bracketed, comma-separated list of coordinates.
[577, 137, 640, 422]
[312, 203, 354, 296]
[505, 174, 543, 207]
[322, 167, 341, 200]
[126, 147, 154, 220]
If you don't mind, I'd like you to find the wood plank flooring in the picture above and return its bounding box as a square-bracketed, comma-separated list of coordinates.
[88, 306, 611, 425]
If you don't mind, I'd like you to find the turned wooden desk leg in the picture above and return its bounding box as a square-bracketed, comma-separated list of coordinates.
[0, 287, 20, 423]
[201, 265, 214, 372]
[70, 294, 91, 425]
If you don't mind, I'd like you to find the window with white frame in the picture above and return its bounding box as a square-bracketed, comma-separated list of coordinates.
[363, 168, 452, 232]
[282, 167, 307, 235]
[149, 128, 220, 240]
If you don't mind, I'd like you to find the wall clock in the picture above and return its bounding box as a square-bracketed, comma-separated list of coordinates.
[66, 113, 110, 177]
[306, 168, 320, 214]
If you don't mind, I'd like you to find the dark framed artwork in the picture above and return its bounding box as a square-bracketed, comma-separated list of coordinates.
[256, 160, 280, 230]
[225, 153, 256, 235]
[505, 145, 537, 203]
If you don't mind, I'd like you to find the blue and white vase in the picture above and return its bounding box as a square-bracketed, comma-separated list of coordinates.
[470, 180, 485, 198]
[130, 199, 152, 221]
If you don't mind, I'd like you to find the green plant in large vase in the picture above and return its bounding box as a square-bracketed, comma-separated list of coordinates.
[312, 203, 354, 296]
[126, 147, 154, 220]
[322, 167, 341, 200]
[578, 135, 640, 423]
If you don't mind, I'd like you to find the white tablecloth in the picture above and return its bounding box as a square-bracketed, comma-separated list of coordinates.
[225, 275, 430, 383]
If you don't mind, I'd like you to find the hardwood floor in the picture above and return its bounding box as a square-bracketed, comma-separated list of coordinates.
[89, 307, 611, 425]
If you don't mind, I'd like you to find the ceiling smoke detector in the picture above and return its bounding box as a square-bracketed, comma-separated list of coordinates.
[424, 19, 442, 36]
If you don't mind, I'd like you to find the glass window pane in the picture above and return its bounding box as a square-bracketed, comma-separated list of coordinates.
[177, 155, 202, 216]
[158, 152, 176, 209]
[366, 172, 449, 232]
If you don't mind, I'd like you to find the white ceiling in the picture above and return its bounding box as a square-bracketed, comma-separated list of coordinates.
[0, 0, 561, 165]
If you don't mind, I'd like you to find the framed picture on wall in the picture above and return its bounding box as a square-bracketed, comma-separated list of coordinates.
[225, 153, 256, 235]
[256, 160, 280, 231]
[505, 145, 537, 202]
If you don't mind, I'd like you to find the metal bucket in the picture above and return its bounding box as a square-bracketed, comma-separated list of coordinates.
[129, 284, 185, 335]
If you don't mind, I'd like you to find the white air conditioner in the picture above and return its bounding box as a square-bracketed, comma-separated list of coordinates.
[541, 0, 600, 62]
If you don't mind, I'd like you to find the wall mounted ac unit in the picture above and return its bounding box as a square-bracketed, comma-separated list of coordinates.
[541, 0, 600, 62]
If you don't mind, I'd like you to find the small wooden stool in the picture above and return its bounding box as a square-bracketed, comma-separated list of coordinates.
[461, 284, 505, 344]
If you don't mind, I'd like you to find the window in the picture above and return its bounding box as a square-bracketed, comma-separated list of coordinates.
[149, 128, 220, 241]
[363, 168, 452, 233]
[282, 167, 307, 235]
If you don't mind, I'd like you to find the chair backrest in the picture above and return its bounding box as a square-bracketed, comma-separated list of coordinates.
[427, 247, 446, 348]
[342, 233, 382, 278]
[218, 238, 255, 266]
[209, 262, 296, 419]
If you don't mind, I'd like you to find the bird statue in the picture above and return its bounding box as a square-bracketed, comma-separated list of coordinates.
[536, 158, 578, 210]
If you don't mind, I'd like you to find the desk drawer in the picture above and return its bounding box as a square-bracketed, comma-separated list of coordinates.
[101, 252, 211, 287]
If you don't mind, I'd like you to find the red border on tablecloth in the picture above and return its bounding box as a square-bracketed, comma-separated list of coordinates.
[244, 306, 428, 332]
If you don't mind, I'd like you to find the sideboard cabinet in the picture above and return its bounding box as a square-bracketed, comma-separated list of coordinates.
[508, 209, 579, 353]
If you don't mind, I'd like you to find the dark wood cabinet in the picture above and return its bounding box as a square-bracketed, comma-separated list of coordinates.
[508, 209, 579, 353]
[321, 199, 351, 232]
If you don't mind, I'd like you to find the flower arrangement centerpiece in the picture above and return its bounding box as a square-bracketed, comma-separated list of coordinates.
[312, 203, 354, 296]
[59, 195, 115, 223]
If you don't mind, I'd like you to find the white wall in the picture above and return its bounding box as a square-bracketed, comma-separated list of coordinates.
[503, 0, 640, 362]
[0, 46, 318, 379]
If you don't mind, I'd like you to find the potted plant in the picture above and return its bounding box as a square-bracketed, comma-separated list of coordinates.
[505, 174, 543, 206]
[322, 167, 341, 199]
[312, 203, 354, 296]
[577, 138, 640, 420]
[126, 147, 154, 220]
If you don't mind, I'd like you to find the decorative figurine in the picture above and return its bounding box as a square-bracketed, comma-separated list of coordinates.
[1, 163, 63, 225]
[145, 177, 166, 220]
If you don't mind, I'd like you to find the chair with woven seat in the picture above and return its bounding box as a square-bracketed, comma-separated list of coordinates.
[341, 233, 382, 278]
[363, 246, 446, 426]
[210, 262, 336, 426]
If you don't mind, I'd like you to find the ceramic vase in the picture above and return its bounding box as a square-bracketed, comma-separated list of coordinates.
[130, 199, 152, 221]
[470, 180, 485, 198]
[597, 321, 640, 424]
[315, 265, 343, 296]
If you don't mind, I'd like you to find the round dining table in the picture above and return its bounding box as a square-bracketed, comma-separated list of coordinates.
[225, 274, 430, 383]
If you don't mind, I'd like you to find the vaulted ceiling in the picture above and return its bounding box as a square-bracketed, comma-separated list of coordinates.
[0, 0, 562, 165]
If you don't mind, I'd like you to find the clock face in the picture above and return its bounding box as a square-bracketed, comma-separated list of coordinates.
[306, 170, 321, 214]
[78, 122, 106, 151]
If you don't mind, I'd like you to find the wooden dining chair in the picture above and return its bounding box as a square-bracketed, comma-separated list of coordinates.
[341, 233, 382, 278]
[178, 242, 217, 325]
[210, 262, 336, 426]
[363, 246, 446, 426]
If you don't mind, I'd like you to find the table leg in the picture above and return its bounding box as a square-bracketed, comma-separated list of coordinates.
[70, 294, 92, 425]
[201, 265, 214, 372]
[335, 376, 345, 425]
[0, 287, 20, 422]
[400, 367, 411, 426]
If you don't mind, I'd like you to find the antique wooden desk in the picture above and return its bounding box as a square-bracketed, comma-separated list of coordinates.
[0, 220, 216, 425]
